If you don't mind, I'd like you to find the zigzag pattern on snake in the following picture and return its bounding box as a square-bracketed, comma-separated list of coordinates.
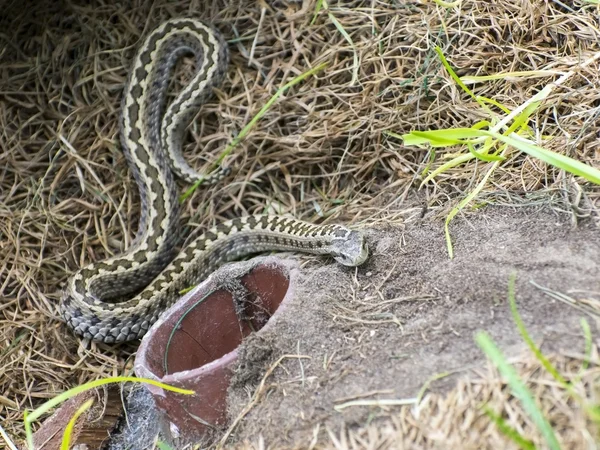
[60, 18, 368, 344]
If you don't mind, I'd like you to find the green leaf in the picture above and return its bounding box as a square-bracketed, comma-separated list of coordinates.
[327, 11, 359, 86]
[25, 376, 195, 449]
[477, 97, 512, 115]
[311, 0, 325, 24]
[409, 129, 482, 147]
[444, 159, 498, 258]
[431, 0, 462, 6]
[180, 62, 329, 201]
[466, 142, 505, 162]
[409, 127, 600, 186]
[579, 318, 592, 375]
[420, 153, 475, 186]
[462, 70, 562, 83]
[504, 101, 539, 136]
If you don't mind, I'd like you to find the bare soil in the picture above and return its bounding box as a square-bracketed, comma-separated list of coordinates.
[225, 205, 600, 447]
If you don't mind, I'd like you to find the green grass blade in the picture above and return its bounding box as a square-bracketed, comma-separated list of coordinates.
[462, 70, 562, 83]
[311, 0, 325, 24]
[384, 130, 404, 141]
[23, 411, 34, 450]
[466, 142, 505, 162]
[316, 0, 358, 86]
[424, 153, 474, 183]
[61, 399, 94, 450]
[432, 0, 462, 6]
[471, 119, 493, 130]
[409, 127, 600, 186]
[504, 102, 539, 136]
[444, 156, 499, 257]
[25, 376, 195, 449]
[420, 153, 475, 186]
[180, 62, 329, 201]
[507, 273, 568, 386]
[327, 11, 359, 86]
[586, 406, 600, 424]
[579, 318, 592, 374]
[25, 376, 194, 424]
[435, 47, 492, 115]
[481, 131, 600, 185]
[408, 128, 483, 146]
[421, 148, 436, 177]
[484, 407, 536, 450]
[403, 127, 490, 148]
[415, 371, 451, 403]
[574, 318, 593, 385]
[476, 332, 561, 450]
[476, 97, 512, 115]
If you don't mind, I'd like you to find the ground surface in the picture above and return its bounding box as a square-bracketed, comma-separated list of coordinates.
[1, 0, 599, 448]
[105, 205, 600, 449]
[225, 206, 600, 448]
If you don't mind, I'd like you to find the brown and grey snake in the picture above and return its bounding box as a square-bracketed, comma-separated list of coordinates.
[60, 18, 368, 344]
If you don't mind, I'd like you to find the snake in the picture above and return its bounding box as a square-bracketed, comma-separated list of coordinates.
[60, 18, 369, 344]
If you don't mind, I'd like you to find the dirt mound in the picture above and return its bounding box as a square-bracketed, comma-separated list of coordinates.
[226, 206, 599, 447]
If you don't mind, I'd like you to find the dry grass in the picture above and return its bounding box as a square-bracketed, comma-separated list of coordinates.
[321, 351, 600, 449]
[1, 0, 599, 444]
[228, 349, 600, 449]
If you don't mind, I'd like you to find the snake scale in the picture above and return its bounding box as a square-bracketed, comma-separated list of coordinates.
[60, 18, 368, 344]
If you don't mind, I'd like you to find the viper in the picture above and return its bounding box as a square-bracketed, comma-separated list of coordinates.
[60, 18, 368, 344]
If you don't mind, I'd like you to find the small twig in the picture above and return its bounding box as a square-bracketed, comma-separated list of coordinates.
[217, 354, 310, 449]
[334, 397, 417, 411]
[0, 423, 18, 450]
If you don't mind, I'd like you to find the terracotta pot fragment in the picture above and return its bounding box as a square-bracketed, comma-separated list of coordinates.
[134, 257, 298, 442]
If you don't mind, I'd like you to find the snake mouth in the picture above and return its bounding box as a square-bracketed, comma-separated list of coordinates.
[355, 243, 370, 266]
[333, 240, 369, 267]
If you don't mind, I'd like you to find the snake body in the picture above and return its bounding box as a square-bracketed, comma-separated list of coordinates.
[60, 19, 368, 344]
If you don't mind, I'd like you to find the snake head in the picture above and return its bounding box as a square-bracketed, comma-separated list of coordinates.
[331, 230, 369, 267]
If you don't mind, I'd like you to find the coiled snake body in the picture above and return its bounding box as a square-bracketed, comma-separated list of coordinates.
[61, 19, 368, 344]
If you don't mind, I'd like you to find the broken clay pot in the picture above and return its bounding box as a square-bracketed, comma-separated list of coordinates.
[29, 386, 123, 450]
[134, 257, 297, 441]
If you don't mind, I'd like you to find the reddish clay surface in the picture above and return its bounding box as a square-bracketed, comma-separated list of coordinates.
[134, 258, 296, 441]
